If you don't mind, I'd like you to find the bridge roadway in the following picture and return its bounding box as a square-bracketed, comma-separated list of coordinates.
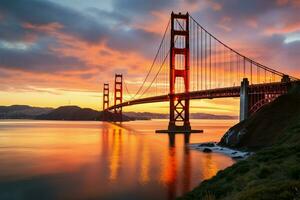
[107, 81, 297, 111]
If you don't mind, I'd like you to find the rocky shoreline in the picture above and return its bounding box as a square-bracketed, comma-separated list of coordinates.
[189, 142, 252, 159]
[179, 87, 300, 200]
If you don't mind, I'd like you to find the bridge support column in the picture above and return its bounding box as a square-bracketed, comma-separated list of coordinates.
[156, 12, 202, 136]
[240, 78, 249, 121]
[114, 74, 123, 122]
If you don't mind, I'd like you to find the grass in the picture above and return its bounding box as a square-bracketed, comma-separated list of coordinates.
[178, 85, 300, 200]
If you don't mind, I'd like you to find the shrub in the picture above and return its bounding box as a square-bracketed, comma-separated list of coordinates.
[257, 166, 273, 179]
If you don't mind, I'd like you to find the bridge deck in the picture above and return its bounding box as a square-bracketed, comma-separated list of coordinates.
[107, 81, 297, 110]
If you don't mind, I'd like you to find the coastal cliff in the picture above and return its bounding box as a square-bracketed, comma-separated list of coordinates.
[179, 86, 300, 200]
[219, 85, 300, 151]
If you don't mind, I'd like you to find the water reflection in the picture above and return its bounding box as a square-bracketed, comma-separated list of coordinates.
[160, 136, 193, 200]
[167, 133, 190, 147]
[140, 141, 150, 184]
[183, 147, 191, 193]
[106, 125, 193, 199]
[109, 129, 122, 181]
[0, 120, 236, 200]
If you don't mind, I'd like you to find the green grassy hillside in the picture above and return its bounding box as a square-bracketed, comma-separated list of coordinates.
[219, 86, 300, 150]
[179, 86, 300, 200]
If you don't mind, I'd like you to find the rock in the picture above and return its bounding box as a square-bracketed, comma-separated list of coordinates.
[232, 156, 244, 159]
[203, 148, 212, 153]
[199, 142, 215, 147]
[219, 127, 248, 148]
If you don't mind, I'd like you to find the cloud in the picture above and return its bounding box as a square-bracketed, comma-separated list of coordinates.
[0, 0, 299, 111]
[112, 0, 175, 14]
[0, 0, 164, 90]
[0, 0, 109, 43]
[264, 21, 300, 35]
[0, 36, 86, 73]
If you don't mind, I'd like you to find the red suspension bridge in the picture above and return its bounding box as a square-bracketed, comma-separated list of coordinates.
[102, 12, 299, 134]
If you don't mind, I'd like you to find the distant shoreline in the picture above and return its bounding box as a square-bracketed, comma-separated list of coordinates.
[0, 118, 237, 122]
[0, 105, 238, 121]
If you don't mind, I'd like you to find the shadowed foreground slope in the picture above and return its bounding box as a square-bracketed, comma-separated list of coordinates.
[179, 86, 300, 200]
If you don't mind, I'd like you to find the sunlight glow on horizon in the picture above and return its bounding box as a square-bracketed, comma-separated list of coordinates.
[0, 1, 299, 116]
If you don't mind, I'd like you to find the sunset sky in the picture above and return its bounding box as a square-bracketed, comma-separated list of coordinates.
[0, 0, 300, 115]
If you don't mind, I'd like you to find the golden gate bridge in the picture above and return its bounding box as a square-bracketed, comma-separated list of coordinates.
[102, 12, 299, 135]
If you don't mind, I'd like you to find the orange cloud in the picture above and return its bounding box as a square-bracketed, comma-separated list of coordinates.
[210, 1, 222, 11]
[132, 11, 170, 36]
[277, 0, 289, 6]
[264, 21, 300, 35]
[217, 16, 232, 32]
[277, 0, 300, 7]
[23, 22, 63, 33]
[246, 19, 258, 28]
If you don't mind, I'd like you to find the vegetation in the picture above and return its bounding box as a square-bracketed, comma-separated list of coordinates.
[179, 85, 300, 200]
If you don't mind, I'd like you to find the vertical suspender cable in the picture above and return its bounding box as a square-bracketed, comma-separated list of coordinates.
[204, 31, 207, 89]
[209, 34, 212, 89]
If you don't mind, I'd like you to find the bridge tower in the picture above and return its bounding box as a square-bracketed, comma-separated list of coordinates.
[169, 12, 191, 132]
[114, 74, 123, 122]
[157, 12, 202, 136]
[103, 83, 109, 111]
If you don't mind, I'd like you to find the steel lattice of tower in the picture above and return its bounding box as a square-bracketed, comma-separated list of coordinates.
[114, 74, 123, 121]
[103, 83, 109, 111]
[168, 12, 191, 132]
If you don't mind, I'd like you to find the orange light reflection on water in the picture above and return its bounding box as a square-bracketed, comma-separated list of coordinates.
[0, 119, 236, 200]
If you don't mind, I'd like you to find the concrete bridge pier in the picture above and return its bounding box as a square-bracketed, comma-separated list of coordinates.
[240, 78, 249, 121]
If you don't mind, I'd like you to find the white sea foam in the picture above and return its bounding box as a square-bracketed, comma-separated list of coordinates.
[189, 142, 252, 159]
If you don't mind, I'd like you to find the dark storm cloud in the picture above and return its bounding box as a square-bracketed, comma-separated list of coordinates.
[216, 0, 277, 17]
[112, 0, 175, 14]
[0, 0, 108, 74]
[86, 7, 161, 57]
[87, 8, 131, 25]
[0, 0, 161, 48]
[0, 0, 162, 74]
[0, 39, 85, 73]
[0, 0, 108, 43]
[0, 0, 299, 77]
[0, 16, 27, 42]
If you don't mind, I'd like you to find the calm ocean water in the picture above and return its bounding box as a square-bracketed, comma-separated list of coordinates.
[0, 119, 236, 200]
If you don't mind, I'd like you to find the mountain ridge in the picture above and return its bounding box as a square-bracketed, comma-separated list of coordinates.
[0, 105, 237, 120]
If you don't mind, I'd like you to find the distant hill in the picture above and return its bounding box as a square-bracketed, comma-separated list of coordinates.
[0, 105, 237, 121]
[36, 106, 133, 121]
[124, 112, 165, 119]
[191, 113, 237, 120]
[0, 105, 53, 119]
[124, 112, 237, 120]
